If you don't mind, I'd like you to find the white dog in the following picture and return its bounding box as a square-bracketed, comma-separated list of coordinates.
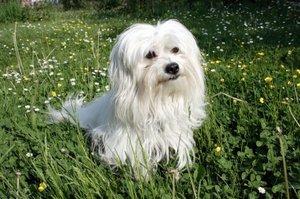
[49, 19, 206, 177]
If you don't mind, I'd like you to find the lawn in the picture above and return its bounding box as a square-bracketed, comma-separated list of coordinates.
[0, 1, 299, 198]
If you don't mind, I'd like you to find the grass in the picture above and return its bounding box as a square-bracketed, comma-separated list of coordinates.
[0, 1, 299, 198]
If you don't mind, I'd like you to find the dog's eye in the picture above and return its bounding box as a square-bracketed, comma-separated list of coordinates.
[146, 51, 157, 59]
[171, 47, 179, 54]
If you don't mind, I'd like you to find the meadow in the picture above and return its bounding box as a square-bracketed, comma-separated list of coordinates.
[0, 1, 299, 198]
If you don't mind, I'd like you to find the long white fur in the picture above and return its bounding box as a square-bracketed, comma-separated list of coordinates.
[49, 19, 206, 176]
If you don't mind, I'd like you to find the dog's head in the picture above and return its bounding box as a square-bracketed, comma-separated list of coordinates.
[109, 20, 204, 96]
[108, 20, 205, 125]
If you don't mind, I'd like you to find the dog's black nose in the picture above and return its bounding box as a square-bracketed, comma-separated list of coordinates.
[165, 62, 179, 75]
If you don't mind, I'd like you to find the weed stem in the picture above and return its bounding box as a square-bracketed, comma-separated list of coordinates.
[276, 127, 290, 199]
[13, 22, 23, 76]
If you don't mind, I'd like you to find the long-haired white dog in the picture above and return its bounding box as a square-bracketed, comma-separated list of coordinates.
[49, 19, 206, 177]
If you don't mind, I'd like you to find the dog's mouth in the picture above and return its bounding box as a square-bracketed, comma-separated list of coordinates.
[158, 74, 181, 85]
[168, 74, 180, 81]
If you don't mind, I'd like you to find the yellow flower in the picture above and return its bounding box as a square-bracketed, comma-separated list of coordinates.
[38, 182, 47, 192]
[257, 52, 264, 56]
[214, 145, 222, 156]
[297, 83, 300, 88]
[57, 83, 62, 88]
[259, 97, 264, 103]
[215, 146, 221, 152]
[50, 91, 57, 97]
[264, 76, 273, 83]
[23, 76, 30, 81]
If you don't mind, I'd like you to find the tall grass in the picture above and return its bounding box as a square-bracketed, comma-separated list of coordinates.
[0, 1, 51, 23]
[0, 1, 24, 23]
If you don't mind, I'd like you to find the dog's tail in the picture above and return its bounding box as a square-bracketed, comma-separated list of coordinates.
[48, 96, 84, 124]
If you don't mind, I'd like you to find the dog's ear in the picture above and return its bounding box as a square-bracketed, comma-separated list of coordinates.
[109, 24, 139, 89]
[178, 27, 206, 128]
[108, 34, 137, 124]
[109, 40, 130, 88]
[188, 51, 206, 128]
